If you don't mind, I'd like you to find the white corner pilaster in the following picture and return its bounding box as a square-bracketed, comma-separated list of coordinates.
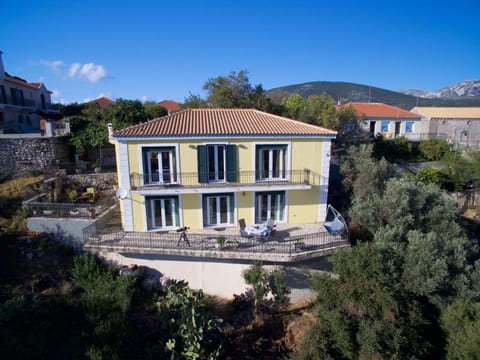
[318, 140, 331, 222]
[117, 140, 134, 231]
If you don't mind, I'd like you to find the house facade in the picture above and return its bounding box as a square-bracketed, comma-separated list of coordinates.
[411, 107, 480, 147]
[0, 51, 57, 133]
[109, 108, 336, 232]
[342, 102, 423, 140]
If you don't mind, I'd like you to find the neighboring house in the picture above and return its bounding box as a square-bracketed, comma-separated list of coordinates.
[158, 99, 181, 115]
[109, 108, 336, 232]
[411, 107, 480, 147]
[88, 96, 114, 107]
[0, 51, 57, 133]
[341, 102, 422, 140]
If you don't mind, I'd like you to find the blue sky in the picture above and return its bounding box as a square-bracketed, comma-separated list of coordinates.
[1, 0, 479, 104]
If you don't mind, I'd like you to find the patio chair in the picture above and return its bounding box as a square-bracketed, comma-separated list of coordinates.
[238, 218, 252, 239]
[324, 205, 347, 238]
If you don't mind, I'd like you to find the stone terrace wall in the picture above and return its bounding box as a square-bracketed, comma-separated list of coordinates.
[0, 136, 71, 178]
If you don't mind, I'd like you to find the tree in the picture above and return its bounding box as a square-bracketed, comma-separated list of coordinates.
[298, 243, 444, 359]
[341, 144, 398, 204]
[419, 138, 451, 161]
[303, 94, 336, 128]
[104, 98, 148, 129]
[182, 92, 208, 109]
[351, 177, 472, 307]
[144, 101, 167, 119]
[281, 94, 304, 120]
[203, 70, 274, 110]
[442, 300, 480, 359]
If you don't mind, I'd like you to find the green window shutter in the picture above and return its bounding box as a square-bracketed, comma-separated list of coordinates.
[197, 145, 208, 183]
[226, 145, 237, 182]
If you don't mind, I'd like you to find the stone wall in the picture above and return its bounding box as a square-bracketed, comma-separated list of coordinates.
[0, 135, 72, 178]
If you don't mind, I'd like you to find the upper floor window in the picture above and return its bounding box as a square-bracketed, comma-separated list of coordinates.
[198, 144, 237, 183]
[142, 147, 177, 185]
[41, 94, 46, 109]
[0, 85, 6, 104]
[10, 88, 24, 106]
[256, 144, 287, 180]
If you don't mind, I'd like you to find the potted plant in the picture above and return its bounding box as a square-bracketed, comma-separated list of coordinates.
[43, 208, 53, 215]
[69, 208, 80, 216]
[74, 165, 82, 174]
[68, 190, 78, 203]
[93, 160, 101, 173]
[215, 237, 225, 249]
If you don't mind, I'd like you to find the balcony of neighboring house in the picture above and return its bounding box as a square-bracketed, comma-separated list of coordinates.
[0, 93, 36, 109]
[83, 222, 350, 263]
[130, 169, 321, 194]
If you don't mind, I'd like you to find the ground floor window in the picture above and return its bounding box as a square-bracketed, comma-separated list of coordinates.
[146, 196, 179, 230]
[405, 121, 414, 133]
[381, 121, 389, 132]
[202, 193, 234, 227]
[255, 191, 285, 224]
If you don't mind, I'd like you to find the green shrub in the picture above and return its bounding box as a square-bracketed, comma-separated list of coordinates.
[419, 138, 450, 161]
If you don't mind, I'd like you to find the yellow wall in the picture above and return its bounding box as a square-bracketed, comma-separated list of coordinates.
[121, 137, 328, 230]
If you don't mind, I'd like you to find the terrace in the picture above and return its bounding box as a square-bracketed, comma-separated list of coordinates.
[83, 223, 349, 263]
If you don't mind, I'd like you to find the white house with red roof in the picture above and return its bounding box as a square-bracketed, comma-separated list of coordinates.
[341, 102, 423, 140]
[0, 51, 58, 133]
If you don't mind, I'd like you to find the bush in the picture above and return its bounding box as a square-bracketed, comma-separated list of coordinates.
[417, 166, 455, 191]
[419, 139, 450, 161]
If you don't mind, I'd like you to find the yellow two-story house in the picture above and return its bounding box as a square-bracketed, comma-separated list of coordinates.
[109, 108, 336, 232]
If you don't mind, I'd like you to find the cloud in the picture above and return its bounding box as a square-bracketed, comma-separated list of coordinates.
[39, 59, 108, 83]
[50, 88, 62, 99]
[68, 62, 107, 83]
[40, 59, 65, 74]
[141, 95, 150, 103]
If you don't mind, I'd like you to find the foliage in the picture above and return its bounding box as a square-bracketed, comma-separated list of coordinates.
[352, 176, 472, 307]
[72, 253, 136, 359]
[242, 261, 270, 313]
[268, 267, 291, 310]
[203, 70, 275, 111]
[341, 144, 398, 203]
[442, 300, 480, 359]
[419, 138, 451, 161]
[144, 101, 168, 119]
[299, 243, 443, 359]
[281, 94, 338, 128]
[242, 262, 291, 313]
[150, 279, 224, 360]
[182, 92, 208, 108]
[417, 165, 453, 190]
[441, 149, 480, 191]
[373, 135, 415, 163]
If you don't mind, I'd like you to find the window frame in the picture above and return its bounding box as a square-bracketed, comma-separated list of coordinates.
[139, 144, 179, 186]
[254, 191, 286, 224]
[145, 195, 180, 230]
[202, 192, 235, 227]
[254, 143, 290, 181]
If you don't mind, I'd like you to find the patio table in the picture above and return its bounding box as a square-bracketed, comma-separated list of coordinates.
[245, 225, 270, 238]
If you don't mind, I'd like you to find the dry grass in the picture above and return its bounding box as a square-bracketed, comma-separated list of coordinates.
[0, 175, 44, 199]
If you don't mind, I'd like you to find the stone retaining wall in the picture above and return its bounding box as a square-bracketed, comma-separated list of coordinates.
[0, 136, 71, 178]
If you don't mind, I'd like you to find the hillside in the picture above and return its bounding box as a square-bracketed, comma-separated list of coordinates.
[267, 81, 480, 109]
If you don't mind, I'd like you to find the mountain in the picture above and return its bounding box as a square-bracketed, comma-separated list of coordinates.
[266, 81, 480, 109]
[401, 80, 480, 99]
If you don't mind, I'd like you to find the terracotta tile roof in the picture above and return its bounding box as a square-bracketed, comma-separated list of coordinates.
[113, 108, 337, 138]
[159, 99, 181, 112]
[342, 102, 420, 119]
[412, 107, 480, 119]
[5, 75, 42, 89]
[88, 96, 114, 107]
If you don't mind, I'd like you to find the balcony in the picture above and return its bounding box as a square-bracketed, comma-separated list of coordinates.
[83, 223, 349, 263]
[0, 94, 36, 109]
[130, 169, 321, 192]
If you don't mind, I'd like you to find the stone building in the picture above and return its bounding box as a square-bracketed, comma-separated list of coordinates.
[411, 107, 480, 148]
